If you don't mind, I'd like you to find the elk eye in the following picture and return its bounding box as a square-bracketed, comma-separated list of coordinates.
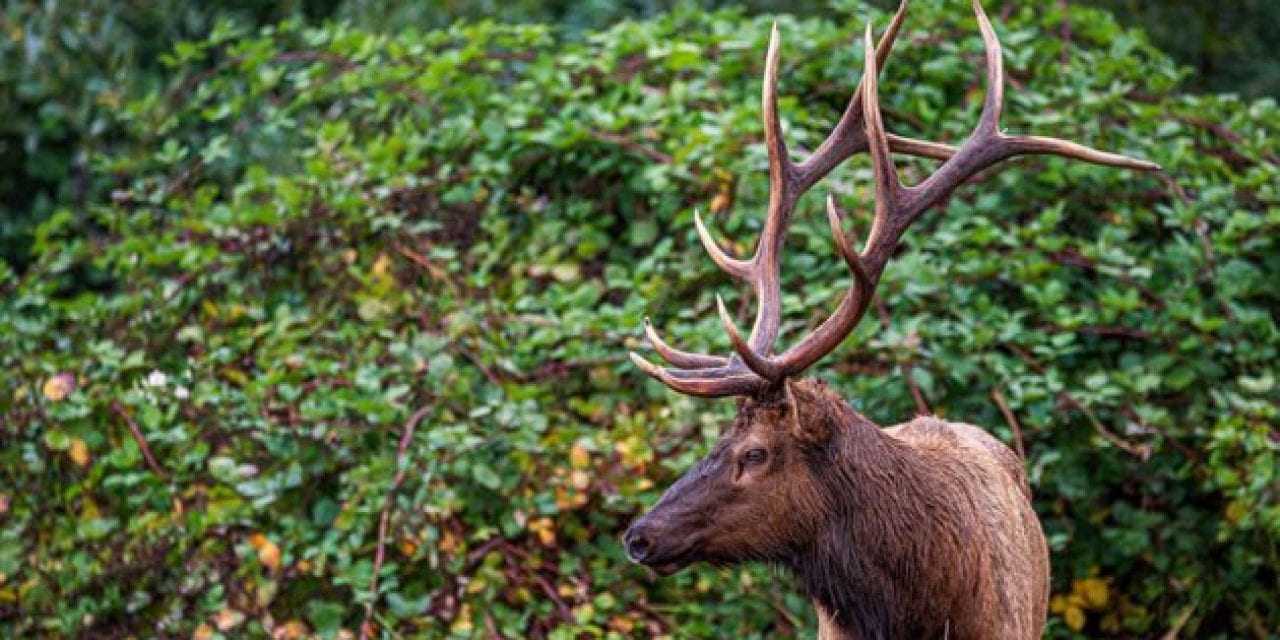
[742, 448, 768, 466]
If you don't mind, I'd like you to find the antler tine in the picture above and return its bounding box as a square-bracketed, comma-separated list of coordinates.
[763, 21, 794, 192]
[693, 210, 752, 281]
[901, 0, 1159, 232]
[716, 295, 783, 380]
[973, 0, 1004, 136]
[1007, 134, 1161, 171]
[628, 352, 770, 398]
[643, 318, 729, 369]
[825, 194, 872, 295]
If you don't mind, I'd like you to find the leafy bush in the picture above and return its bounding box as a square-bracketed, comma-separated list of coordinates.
[1, 0, 1276, 638]
[0, 0, 331, 270]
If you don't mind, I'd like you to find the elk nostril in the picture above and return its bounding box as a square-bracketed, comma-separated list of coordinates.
[625, 531, 652, 562]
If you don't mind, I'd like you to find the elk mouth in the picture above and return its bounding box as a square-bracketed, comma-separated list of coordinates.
[643, 546, 698, 576]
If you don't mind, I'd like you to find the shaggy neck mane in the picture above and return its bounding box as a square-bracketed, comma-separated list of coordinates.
[782, 382, 959, 640]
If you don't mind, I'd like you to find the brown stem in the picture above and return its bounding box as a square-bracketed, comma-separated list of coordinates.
[990, 387, 1028, 461]
[588, 129, 674, 165]
[1001, 345, 1150, 459]
[110, 402, 166, 478]
[360, 405, 432, 640]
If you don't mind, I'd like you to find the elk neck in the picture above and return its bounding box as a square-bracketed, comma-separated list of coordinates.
[783, 385, 959, 640]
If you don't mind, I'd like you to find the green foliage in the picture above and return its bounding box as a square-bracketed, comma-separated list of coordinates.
[1, 1, 1277, 638]
[0, 0, 329, 270]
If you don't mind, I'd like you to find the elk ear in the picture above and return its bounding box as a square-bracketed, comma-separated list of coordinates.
[784, 380, 831, 444]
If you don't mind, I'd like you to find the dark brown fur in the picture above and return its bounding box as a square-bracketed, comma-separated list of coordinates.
[624, 379, 1048, 639]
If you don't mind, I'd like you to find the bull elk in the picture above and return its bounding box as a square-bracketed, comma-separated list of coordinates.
[622, 2, 1158, 638]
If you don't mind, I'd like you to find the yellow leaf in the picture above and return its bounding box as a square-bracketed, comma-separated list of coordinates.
[1049, 594, 1069, 614]
[192, 622, 216, 640]
[273, 620, 308, 640]
[451, 605, 473, 633]
[80, 496, 100, 522]
[42, 373, 76, 402]
[529, 517, 556, 546]
[569, 443, 591, 469]
[439, 529, 461, 554]
[371, 253, 393, 286]
[68, 438, 90, 467]
[1224, 498, 1249, 524]
[1063, 605, 1086, 631]
[1075, 577, 1110, 610]
[219, 367, 249, 386]
[609, 614, 637, 633]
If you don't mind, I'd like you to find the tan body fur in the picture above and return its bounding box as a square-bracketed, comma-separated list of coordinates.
[816, 415, 1049, 640]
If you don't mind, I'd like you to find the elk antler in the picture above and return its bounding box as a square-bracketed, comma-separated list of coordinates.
[631, 0, 1159, 398]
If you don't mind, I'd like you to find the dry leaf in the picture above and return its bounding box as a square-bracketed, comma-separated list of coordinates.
[42, 373, 76, 402]
[192, 622, 215, 640]
[569, 443, 591, 469]
[272, 619, 308, 640]
[68, 438, 90, 468]
[249, 533, 281, 571]
[213, 607, 245, 631]
[399, 537, 418, 556]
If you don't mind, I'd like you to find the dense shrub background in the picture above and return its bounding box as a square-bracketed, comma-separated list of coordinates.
[1, 0, 1277, 638]
[3, 0, 1279, 272]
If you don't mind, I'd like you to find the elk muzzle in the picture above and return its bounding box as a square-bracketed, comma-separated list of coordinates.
[623, 513, 697, 575]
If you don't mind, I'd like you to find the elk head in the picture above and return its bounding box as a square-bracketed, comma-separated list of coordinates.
[623, 0, 1156, 574]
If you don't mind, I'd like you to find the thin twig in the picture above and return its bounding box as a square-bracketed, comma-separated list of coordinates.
[360, 406, 432, 640]
[1001, 344, 1150, 459]
[110, 401, 166, 478]
[875, 297, 930, 415]
[990, 387, 1028, 461]
[588, 129, 674, 165]
[1159, 600, 1198, 640]
[1173, 115, 1279, 165]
